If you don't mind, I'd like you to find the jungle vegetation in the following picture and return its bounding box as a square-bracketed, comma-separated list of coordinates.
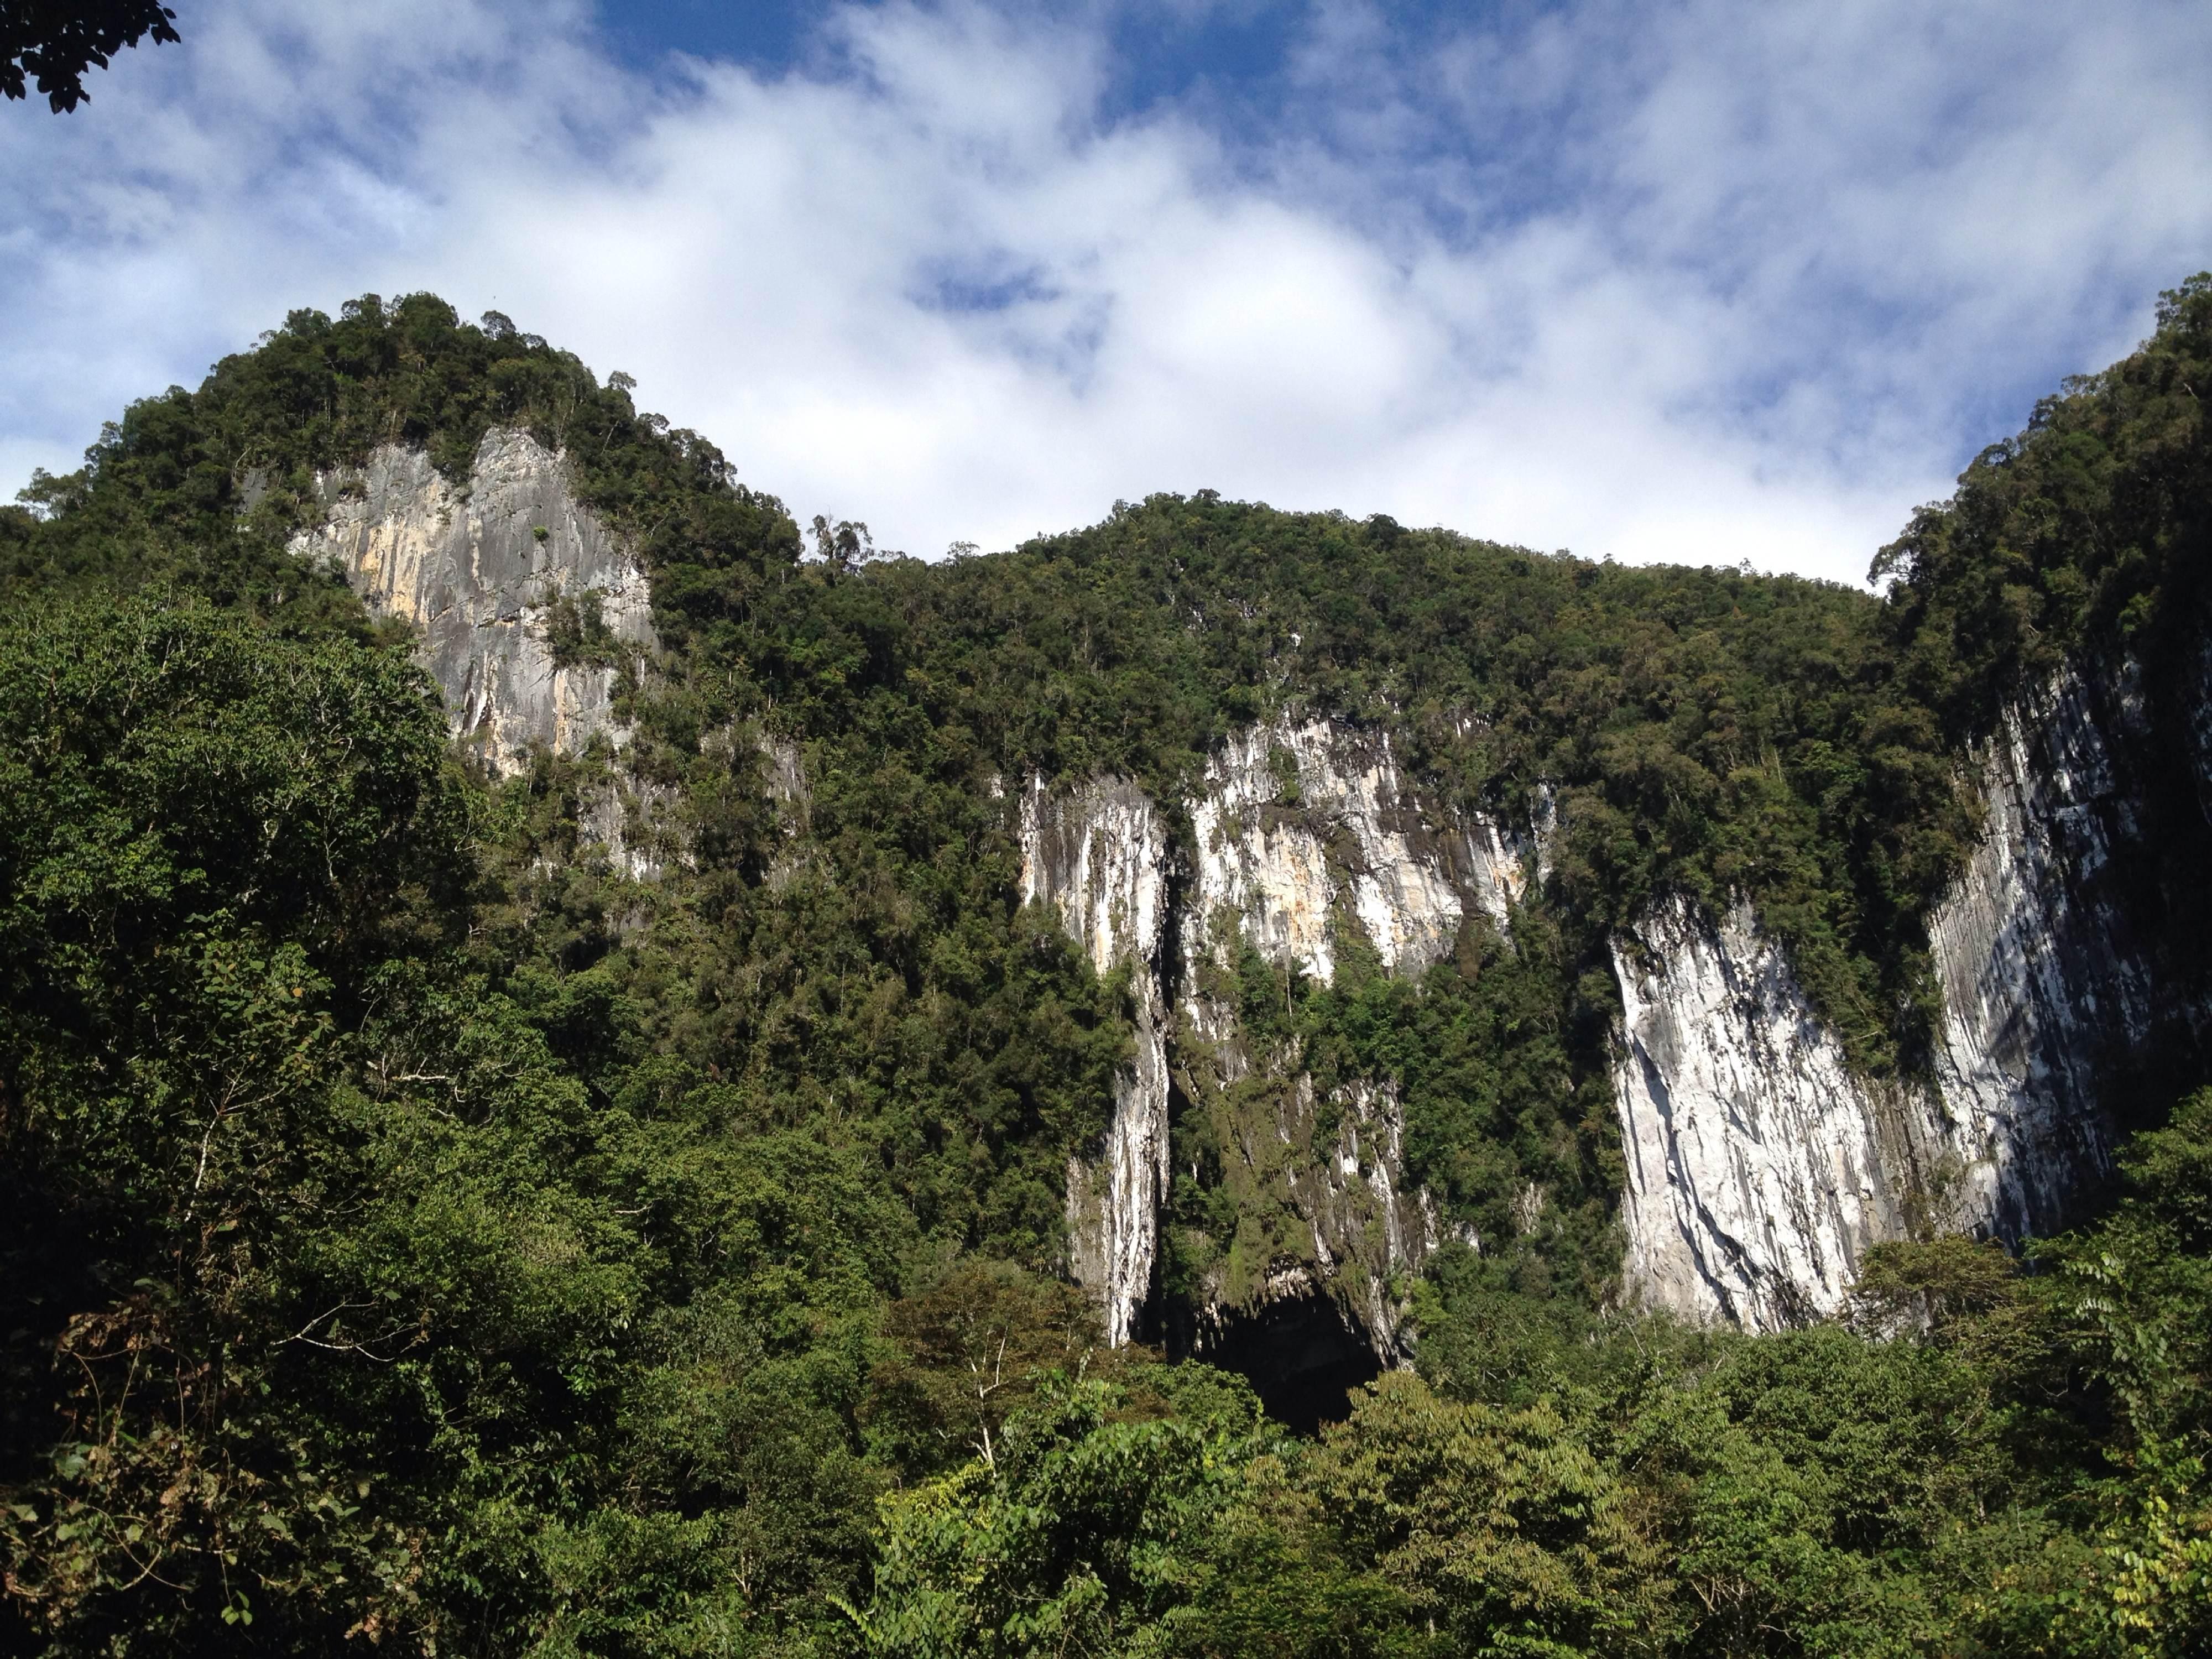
[1, 276, 2208, 1655]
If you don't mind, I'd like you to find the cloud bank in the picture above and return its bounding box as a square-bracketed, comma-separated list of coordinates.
[3, 0, 2209, 583]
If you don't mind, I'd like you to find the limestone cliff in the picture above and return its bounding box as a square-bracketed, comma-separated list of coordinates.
[1611, 896, 1942, 1328]
[288, 429, 655, 776]
[278, 429, 2209, 1353]
[1615, 658, 2212, 1329]
[1024, 650, 2210, 1353]
[1018, 776, 1174, 1347]
[1019, 718, 1531, 1368]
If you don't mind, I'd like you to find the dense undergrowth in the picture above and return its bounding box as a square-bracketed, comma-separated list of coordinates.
[1, 279, 2209, 1653]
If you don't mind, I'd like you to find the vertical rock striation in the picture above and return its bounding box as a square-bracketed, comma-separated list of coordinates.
[288, 429, 655, 776]
[1611, 898, 1936, 1328]
[1019, 776, 1175, 1345]
[1182, 719, 1526, 988]
[1021, 718, 1537, 1361]
[1921, 667, 2169, 1238]
[285, 432, 2208, 1346]
[1614, 660, 2212, 1329]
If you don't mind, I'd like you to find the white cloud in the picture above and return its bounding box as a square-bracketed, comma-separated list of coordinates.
[3, 0, 2208, 585]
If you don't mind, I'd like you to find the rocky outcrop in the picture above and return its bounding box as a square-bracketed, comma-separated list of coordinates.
[1019, 718, 1536, 1361]
[1611, 898, 1941, 1328]
[1019, 776, 1174, 1347]
[1919, 670, 2157, 1238]
[580, 776, 686, 883]
[1182, 722, 1526, 985]
[1176, 722, 1520, 1360]
[288, 429, 655, 776]
[1614, 661, 2210, 1329]
[282, 429, 2210, 1349]
[1251, 1074, 1439, 1364]
[1029, 659, 2207, 1350]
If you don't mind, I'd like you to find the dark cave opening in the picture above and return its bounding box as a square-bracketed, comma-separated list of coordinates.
[1187, 1293, 1383, 1434]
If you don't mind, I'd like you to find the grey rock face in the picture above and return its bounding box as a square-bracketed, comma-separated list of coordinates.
[289, 430, 655, 776]
[1018, 776, 1175, 1347]
[1201, 1072, 1441, 1367]
[1182, 720, 1527, 985]
[1614, 659, 2211, 1329]
[579, 776, 687, 883]
[1019, 718, 1535, 1359]
[1612, 897, 1940, 1327]
[285, 434, 2205, 1344]
[1921, 671, 2154, 1239]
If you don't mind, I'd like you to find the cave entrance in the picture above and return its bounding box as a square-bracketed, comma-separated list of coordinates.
[1190, 1293, 1382, 1434]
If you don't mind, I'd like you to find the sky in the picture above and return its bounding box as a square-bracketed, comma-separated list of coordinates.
[3, 0, 2209, 585]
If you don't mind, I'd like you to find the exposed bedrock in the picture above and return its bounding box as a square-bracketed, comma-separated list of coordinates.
[1019, 718, 1532, 1364]
[286, 440, 2212, 1348]
[1033, 651, 2212, 1355]
[1615, 659, 2212, 1330]
[288, 428, 655, 778]
[1018, 776, 1175, 1348]
[1611, 896, 1943, 1330]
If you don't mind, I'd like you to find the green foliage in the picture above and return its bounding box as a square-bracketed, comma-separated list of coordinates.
[2017, 1089, 2212, 1658]
[1869, 272, 2212, 1077]
[1876, 274, 2212, 739]
[846, 1079, 2212, 1659]
[4, 291, 800, 644]
[1310, 1371, 1667, 1657]
[0, 596, 904, 1652]
[849, 1370, 1400, 1659]
[544, 586, 633, 670]
[866, 1259, 1107, 1478]
[1164, 915, 1619, 1332]
[4, 281, 2212, 1653]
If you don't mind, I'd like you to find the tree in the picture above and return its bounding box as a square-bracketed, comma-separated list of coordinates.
[867, 1259, 1102, 1474]
[2, 1, 181, 112]
[810, 513, 877, 576]
[1309, 1371, 1671, 1656]
[849, 1371, 1400, 1659]
[2028, 1089, 2212, 1657]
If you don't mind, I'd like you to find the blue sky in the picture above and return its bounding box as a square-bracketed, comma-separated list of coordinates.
[597, 1, 1315, 119]
[3, 0, 2209, 582]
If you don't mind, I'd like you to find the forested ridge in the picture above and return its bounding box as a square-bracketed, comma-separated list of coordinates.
[1, 278, 2210, 1655]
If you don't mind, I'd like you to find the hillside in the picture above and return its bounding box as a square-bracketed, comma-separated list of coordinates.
[2, 280, 2211, 1655]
